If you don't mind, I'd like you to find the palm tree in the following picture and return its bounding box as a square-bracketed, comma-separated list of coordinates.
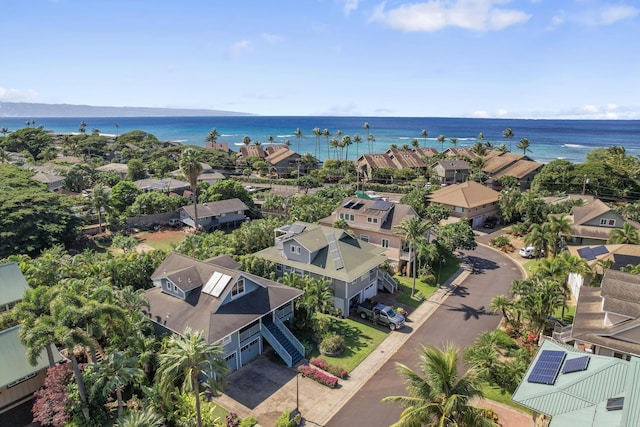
[490, 294, 513, 327]
[368, 133, 376, 154]
[525, 223, 550, 259]
[411, 138, 419, 149]
[323, 128, 331, 158]
[449, 137, 458, 148]
[115, 123, 119, 139]
[503, 128, 514, 152]
[242, 135, 251, 146]
[206, 128, 220, 145]
[342, 135, 352, 160]
[12, 286, 58, 368]
[395, 217, 431, 297]
[294, 128, 303, 154]
[330, 138, 339, 160]
[157, 328, 229, 427]
[437, 135, 446, 152]
[91, 351, 144, 418]
[420, 129, 428, 148]
[90, 184, 110, 233]
[363, 122, 371, 153]
[353, 134, 362, 159]
[517, 137, 531, 155]
[608, 222, 640, 244]
[115, 407, 164, 427]
[547, 214, 572, 256]
[312, 127, 321, 159]
[1, 127, 8, 136]
[383, 344, 497, 427]
[180, 148, 203, 231]
[79, 121, 87, 134]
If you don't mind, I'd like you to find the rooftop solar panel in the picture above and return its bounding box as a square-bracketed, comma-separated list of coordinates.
[370, 200, 394, 211]
[562, 356, 590, 374]
[577, 247, 596, 261]
[527, 350, 566, 385]
[343, 200, 354, 208]
[327, 234, 344, 270]
[592, 245, 609, 257]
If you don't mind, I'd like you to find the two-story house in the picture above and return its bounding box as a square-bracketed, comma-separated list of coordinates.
[431, 160, 470, 185]
[567, 199, 640, 245]
[571, 269, 640, 359]
[427, 181, 500, 228]
[254, 222, 392, 316]
[145, 253, 304, 372]
[179, 198, 250, 231]
[318, 198, 420, 273]
[0, 262, 63, 415]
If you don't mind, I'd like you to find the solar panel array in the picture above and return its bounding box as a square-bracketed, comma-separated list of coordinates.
[577, 245, 609, 261]
[528, 350, 566, 385]
[562, 356, 590, 374]
[202, 271, 232, 298]
[370, 200, 394, 211]
[327, 234, 344, 270]
[343, 199, 355, 208]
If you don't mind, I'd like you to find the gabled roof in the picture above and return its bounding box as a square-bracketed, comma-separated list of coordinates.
[146, 252, 302, 343]
[266, 148, 300, 165]
[255, 222, 388, 283]
[32, 171, 64, 184]
[443, 147, 477, 158]
[181, 198, 250, 219]
[0, 326, 63, 388]
[433, 159, 469, 171]
[513, 339, 640, 427]
[134, 178, 190, 192]
[567, 199, 640, 240]
[413, 147, 439, 157]
[428, 181, 500, 208]
[239, 145, 266, 158]
[385, 148, 426, 169]
[205, 142, 230, 152]
[96, 163, 128, 174]
[572, 270, 640, 357]
[487, 159, 543, 181]
[357, 154, 397, 169]
[264, 145, 289, 156]
[481, 152, 524, 174]
[0, 262, 29, 306]
[568, 244, 640, 270]
[571, 199, 616, 225]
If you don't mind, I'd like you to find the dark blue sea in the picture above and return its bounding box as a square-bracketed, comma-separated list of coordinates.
[2, 116, 639, 164]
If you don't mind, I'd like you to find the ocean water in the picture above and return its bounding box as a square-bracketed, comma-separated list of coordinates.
[2, 116, 639, 164]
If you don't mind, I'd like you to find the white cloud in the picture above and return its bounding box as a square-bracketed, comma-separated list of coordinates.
[343, 0, 360, 15]
[496, 108, 509, 117]
[579, 104, 599, 114]
[599, 5, 639, 25]
[226, 40, 252, 58]
[261, 33, 283, 44]
[0, 87, 40, 102]
[371, 0, 531, 32]
[471, 110, 490, 118]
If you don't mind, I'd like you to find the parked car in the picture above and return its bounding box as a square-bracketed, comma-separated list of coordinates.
[483, 217, 498, 229]
[519, 246, 542, 258]
[169, 218, 182, 227]
[356, 300, 405, 331]
[244, 185, 257, 192]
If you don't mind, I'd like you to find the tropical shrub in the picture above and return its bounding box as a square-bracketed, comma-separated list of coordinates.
[310, 357, 348, 379]
[489, 235, 510, 248]
[239, 416, 259, 427]
[275, 409, 301, 427]
[319, 333, 345, 355]
[297, 365, 339, 388]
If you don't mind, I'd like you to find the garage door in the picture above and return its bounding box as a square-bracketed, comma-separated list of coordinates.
[363, 282, 377, 300]
[225, 352, 238, 373]
[240, 338, 261, 367]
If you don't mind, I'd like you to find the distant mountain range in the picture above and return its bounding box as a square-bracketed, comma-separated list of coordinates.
[0, 102, 253, 117]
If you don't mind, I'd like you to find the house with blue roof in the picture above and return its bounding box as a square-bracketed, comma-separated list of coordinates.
[512, 339, 640, 426]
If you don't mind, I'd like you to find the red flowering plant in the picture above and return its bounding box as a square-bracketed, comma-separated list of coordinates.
[297, 364, 339, 388]
[310, 357, 348, 379]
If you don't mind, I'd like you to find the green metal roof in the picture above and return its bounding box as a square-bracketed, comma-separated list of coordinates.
[0, 262, 29, 306]
[513, 339, 640, 427]
[0, 325, 63, 388]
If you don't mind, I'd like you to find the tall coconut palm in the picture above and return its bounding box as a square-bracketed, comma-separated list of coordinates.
[205, 128, 220, 145]
[330, 138, 339, 160]
[294, 128, 303, 154]
[1, 127, 9, 136]
[395, 217, 431, 297]
[449, 137, 458, 148]
[368, 133, 376, 154]
[420, 129, 428, 148]
[12, 286, 58, 368]
[503, 128, 514, 152]
[524, 223, 550, 259]
[411, 138, 419, 149]
[157, 328, 229, 427]
[547, 214, 572, 256]
[242, 135, 251, 146]
[323, 128, 331, 158]
[363, 122, 371, 153]
[517, 137, 532, 155]
[79, 121, 87, 134]
[180, 148, 203, 231]
[312, 127, 321, 159]
[353, 134, 362, 159]
[114, 123, 119, 138]
[437, 135, 446, 152]
[382, 344, 498, 427]
[608, 222, 640, 244]
[91, 184, 110, 233]
[91, 350, 144, 418]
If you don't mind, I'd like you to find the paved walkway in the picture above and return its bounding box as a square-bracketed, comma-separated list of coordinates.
[213, 254, 532, 426]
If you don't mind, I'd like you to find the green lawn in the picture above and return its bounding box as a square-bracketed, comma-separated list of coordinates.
[480, 383, 532, 414]
[553, 304, 576, 324]
[394, 258, 460, 307]
[309, 317, 388, 373]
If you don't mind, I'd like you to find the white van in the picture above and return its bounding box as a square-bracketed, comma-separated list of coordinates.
[519, 246, 542, 258]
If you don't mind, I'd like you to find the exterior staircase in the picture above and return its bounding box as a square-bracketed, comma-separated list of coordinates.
[262, 321, 304, 367]
[378, 271, 398, 293]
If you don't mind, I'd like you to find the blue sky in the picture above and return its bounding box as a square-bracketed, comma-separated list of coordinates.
[1, 0, 638, 118]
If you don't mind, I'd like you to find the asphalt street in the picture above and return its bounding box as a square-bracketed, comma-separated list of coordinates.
[326, 244, 523, 427]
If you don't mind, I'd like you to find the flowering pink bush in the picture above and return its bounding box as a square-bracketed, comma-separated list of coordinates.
[310, 357, 348, 379]
[297, 364, 339, 388]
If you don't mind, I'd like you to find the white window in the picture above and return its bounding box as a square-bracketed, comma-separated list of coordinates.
[367, 217, 378, 224]
[381, 239, 389, 248]
[221, 335, 232, 346]
[232, 278, 245, 298]
[284, 265, 293, 272]
[340, 213, 355, 221]
[360, 234, 370, 242]
[289, 245, 301, 254]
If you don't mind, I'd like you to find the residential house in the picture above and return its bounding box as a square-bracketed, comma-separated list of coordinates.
[567, 199, 640, 245]
[512, 338, 640, 427]
[239, 145, 266, 159]
[570, 269, 640, 359]
[179, 198, 250, 231]
[134, 178, 191, 196]
[32, 171, 65, 191]
[355, 154, 397, 181]
[427, 181, 500, 228]
[413, 147, 439, 158]
[205, 142, 231, 153]
[96, 163, 129, 179]
[266, 148, 302, 177]
[442, 147, 478, 159]
[0, 262, 63, 414]
[431, 160, 470, 185]
[255, 222, 393, 316]
[485, 158, 544, 191]
[384, 147, 427, 175]
[197, 172, 227, 186]
[318, 197, 420, 272]
[264, 145, 289, 156]
[144, 253, 304, 372]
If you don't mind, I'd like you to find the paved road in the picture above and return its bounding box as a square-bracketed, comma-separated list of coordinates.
[326, 244, 523, 427]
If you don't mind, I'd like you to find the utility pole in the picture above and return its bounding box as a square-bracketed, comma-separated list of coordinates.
[582, 174, 589, 195]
